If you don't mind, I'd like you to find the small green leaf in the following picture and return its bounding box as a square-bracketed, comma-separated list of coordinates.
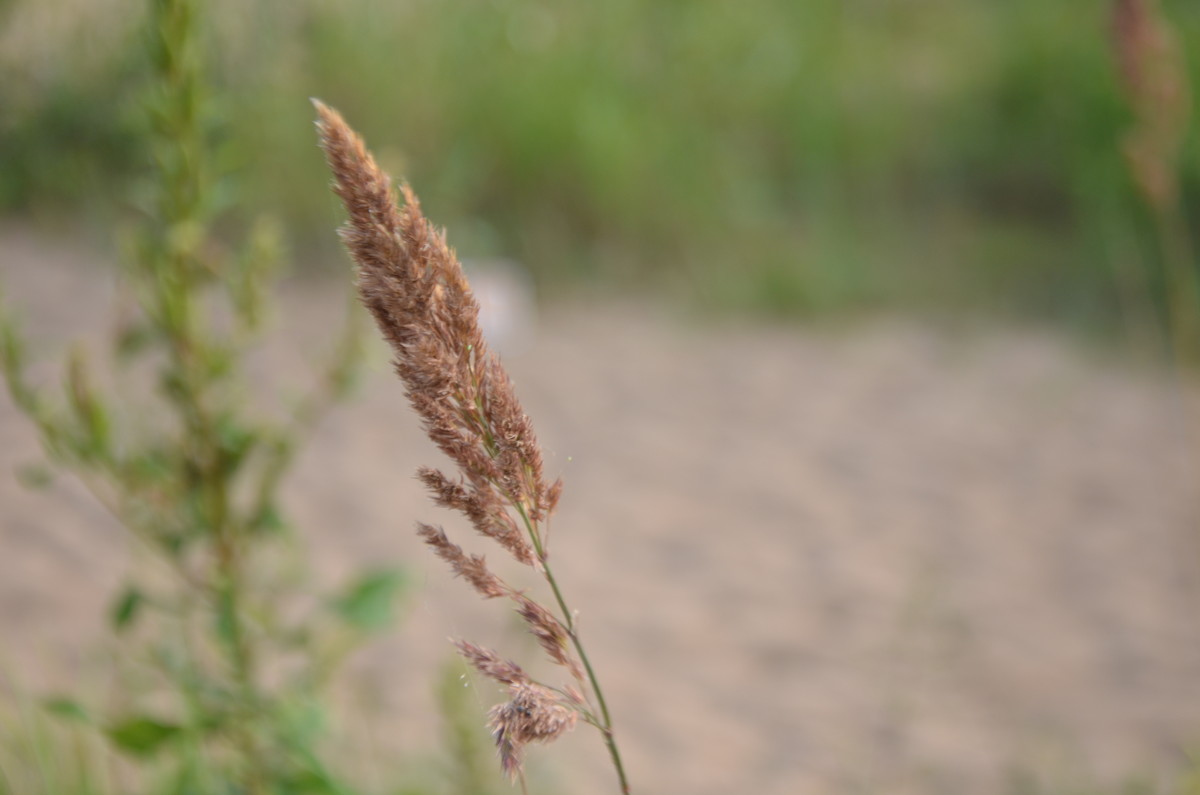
[106, 716, 181, 756]
[278, 698, 326, 743]
[204, 345, 235, 382]
[331, 568, 409, 632]
[250, 502, 285, 535]
[65, 348, 111, 457]
[125, 448, 171, 485]
[279, 769, 339, 795]
[215, 587, 238, 651]
[16, 463, 53, 489]
[214, 413, 256, 472]
[43, 697, 90, 723]
[114, 323, 155, 361]
[111, 586, 144, 631]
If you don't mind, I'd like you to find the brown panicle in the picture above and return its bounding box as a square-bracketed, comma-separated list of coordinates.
[314, 100, 554, 523]
[317, 102, 628, 793]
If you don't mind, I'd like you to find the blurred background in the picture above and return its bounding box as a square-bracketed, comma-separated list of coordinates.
[3, 0, 1200, 794]
[3, 0, 1198, 327]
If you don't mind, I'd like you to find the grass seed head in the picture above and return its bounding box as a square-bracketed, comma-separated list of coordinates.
[488, 682, 579, 781]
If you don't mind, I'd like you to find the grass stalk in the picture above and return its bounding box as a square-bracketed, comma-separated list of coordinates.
[316, 100, 634, 792]
[518, 505, 630, 792]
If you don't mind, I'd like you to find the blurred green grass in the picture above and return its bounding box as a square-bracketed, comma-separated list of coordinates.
[2, 0, 1198, 331]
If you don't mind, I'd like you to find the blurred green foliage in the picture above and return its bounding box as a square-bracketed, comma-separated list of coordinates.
[0, 0, 404, 790]
[2, 0, 1199, 329]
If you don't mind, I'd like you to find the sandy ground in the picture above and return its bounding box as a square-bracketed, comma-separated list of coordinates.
[2, 224, 1200, 794]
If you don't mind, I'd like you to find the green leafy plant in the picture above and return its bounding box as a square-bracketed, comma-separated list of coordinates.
[0, 0, 405, 792]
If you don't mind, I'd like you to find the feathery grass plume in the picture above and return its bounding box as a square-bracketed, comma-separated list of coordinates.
[417, 523, 509, 600]
[1112, 0, 1191, 213]
[489, 682, 579, 780]
[315, 100, 632, 793]
[1111, 0, 1200, 370]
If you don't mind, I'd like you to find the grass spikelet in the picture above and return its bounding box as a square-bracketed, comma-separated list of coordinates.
[453, 641, 530, 687]
[488, 682, 579, 782]
[417, 523, 509, 600]
[418, 466, 535, 565]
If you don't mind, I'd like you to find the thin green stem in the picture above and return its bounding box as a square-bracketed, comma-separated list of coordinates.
[515, 504, 631, 794]
[1156, 202, 1200, 369]
[146, 1, 270, 790]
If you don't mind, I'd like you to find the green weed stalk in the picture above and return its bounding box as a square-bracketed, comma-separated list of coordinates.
[0, 0, 393, 792]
